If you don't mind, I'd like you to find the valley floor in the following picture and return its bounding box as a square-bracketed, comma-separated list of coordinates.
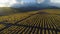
[0, 9, 60, 34]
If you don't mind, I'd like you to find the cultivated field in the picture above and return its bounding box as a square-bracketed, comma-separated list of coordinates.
[0, 9, 60, 34]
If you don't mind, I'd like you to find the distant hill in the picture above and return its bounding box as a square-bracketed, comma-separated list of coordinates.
[0, 7, 18, 16]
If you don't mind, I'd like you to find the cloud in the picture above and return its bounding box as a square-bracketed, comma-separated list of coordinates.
[49, 0, 60, 7]
[50, 0, 60, 3]
[0, 0, 8, 3]
[11, 0, 36, 7]
[1, 0, 60, 8]
[0, 0, 17, 7]
[0, 0, 47, 7]
[36, 0, 44, 4]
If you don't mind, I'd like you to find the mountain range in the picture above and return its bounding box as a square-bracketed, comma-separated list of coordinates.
[11, 3, 60, 11]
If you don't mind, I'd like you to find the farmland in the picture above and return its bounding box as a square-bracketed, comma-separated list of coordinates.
[0, 9, 60, 34]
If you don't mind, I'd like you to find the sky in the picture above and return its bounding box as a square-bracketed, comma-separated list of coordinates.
[0, 0, 60, 7]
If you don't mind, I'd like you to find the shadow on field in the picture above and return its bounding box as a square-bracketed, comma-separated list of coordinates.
[37, 12, 50, 14]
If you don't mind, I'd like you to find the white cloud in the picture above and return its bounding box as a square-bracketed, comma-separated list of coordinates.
[0, 0, 17, 7]
[49, 0, 60, 7]
[50, 0, 60, 3]
[36, 0, 44, 4]
[0, 0, 26, 7]
[0, 0, 9, 3]
[19, 1, 24, 5]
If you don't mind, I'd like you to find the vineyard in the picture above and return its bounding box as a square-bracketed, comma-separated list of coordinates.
[0, 9, 60, 34]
